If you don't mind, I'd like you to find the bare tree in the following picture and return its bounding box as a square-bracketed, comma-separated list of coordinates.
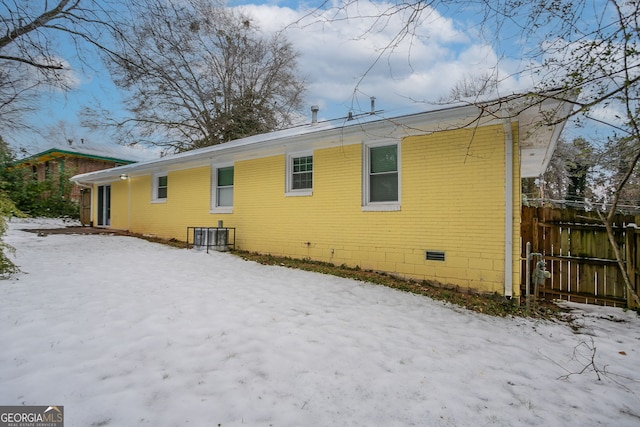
[0, 60, 42, 132]
[1, 0, 76, 71]
[444, 72, 499, 102]
[1, 0, 77, 132]
[0, 0, 123, 133]
[96, 0, 306, 152]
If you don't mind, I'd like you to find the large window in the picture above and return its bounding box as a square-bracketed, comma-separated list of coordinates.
[286, 152, 313, 196]
[211, 164, 234, 213]
[152, 173, 168, 202]
[363, 141, 400, 211]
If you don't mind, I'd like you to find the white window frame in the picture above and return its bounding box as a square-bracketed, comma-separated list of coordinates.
[362, 140, 401, 212]
[210, 163, 234, 214]
[151, 172, 168, 203]
[285, 151, 313, 196]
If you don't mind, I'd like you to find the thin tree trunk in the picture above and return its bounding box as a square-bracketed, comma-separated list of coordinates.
[598, 211, 640, 307]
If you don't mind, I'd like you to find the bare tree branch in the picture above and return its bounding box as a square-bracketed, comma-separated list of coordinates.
[0, 0, 125, 132]
[0, 0, 79, 49]
[94, 0, 306, 152]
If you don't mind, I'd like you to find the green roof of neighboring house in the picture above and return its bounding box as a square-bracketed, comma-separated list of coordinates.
[15, 143, 159, 167]
[15, 148, 137, 165]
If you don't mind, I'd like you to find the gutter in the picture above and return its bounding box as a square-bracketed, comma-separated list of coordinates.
[503, 108, 514, 299]
[73, 180, 93, 190]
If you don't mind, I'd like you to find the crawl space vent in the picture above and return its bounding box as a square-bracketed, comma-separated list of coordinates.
[425, 250, 446, 261]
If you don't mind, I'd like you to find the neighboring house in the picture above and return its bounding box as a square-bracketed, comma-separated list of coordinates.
[16, 142, 157, 223]
[71, 95, 572, 299]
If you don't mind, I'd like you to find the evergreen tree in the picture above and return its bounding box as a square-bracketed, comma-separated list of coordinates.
[564, 138, 594, 204]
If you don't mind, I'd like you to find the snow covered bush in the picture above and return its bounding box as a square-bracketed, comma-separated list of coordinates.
[0, 192, 20, 278]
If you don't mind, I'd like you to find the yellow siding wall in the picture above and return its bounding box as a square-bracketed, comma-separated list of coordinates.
[96, 124, 521, 295]
[109, 180, 129, 227]
[108, 167, 213, 238]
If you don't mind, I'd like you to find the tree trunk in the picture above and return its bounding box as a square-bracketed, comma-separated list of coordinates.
[598, 209, 640, 308]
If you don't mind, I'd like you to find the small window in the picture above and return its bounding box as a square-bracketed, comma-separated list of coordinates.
[211, 164, 234, 213]
[217, 167, 234, 206]
[363, 141, 400, 211]
[157, 175, 168, 199]
[152, 173, 168, 202]
[286, 152, 313, 196]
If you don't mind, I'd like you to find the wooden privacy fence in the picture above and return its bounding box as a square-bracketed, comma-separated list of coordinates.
[521, 206, 640, 307]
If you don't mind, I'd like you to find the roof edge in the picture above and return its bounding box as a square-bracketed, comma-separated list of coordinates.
[16, 148, 139, 166]
[72, 92, 571, 184]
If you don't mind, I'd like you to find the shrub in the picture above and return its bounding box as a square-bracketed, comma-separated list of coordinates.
[0, 192, 21, 278]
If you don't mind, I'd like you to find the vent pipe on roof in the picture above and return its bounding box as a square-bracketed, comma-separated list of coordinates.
[311, 105, 319, 124]
[370, 97, 376, 115]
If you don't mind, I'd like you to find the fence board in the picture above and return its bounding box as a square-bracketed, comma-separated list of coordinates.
[521, 206, 639, 308]
[582, 262, 598, 296]
[569, 261, 579, 294]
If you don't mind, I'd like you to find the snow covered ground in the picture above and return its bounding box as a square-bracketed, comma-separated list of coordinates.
[1, 218, 639, 426]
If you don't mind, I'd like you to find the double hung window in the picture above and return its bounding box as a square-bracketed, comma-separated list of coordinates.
[152, 173, 168, 202]
[363, 141, 400, 211]
[211, 164, 234, 213]
[286, 152, 313, 196]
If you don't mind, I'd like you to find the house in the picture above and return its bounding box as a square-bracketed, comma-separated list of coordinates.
[16, 141, 156, 223]
[71, 94, 572, 299]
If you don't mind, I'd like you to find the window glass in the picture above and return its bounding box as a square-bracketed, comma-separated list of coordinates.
[157, 175, 168, 199]
[292, 156, 313, 190]
[369, 145, 398, 202]
[370, 173, 398, 202]
[217, 167, 234, 186]
[216, 166, 234, 207]
[370, 145, 397, 173]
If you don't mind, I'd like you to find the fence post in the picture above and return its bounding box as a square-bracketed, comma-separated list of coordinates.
[532, 216, 539, 254]
[525, 242, 531, 314]
[625, 224, 638, 308]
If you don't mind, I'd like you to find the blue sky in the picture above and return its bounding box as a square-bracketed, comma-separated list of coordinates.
[10, 0, 609, 154]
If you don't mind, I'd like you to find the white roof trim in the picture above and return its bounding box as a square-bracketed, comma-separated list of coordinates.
[71, 95, 571, 184]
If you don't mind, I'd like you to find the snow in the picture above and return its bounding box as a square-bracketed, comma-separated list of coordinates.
[1, 218, 639, 426]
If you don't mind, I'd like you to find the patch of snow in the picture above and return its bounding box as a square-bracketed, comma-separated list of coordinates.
[1, 218, 639, 426]
[9, 217, 81, 230]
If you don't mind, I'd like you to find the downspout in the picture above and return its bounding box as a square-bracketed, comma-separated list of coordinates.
[71, 177, 93, 191]
[127, 177, 131, 231]
[503, 108, 514, 299]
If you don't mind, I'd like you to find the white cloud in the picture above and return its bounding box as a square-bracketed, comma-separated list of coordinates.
[238, 1, 528, 120]
[10, 0, 540, 149]
[586, 104, 626, 128]
[21, 55, 83, 92]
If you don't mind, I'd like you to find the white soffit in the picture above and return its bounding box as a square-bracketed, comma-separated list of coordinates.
[518, 96, 573, 178]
